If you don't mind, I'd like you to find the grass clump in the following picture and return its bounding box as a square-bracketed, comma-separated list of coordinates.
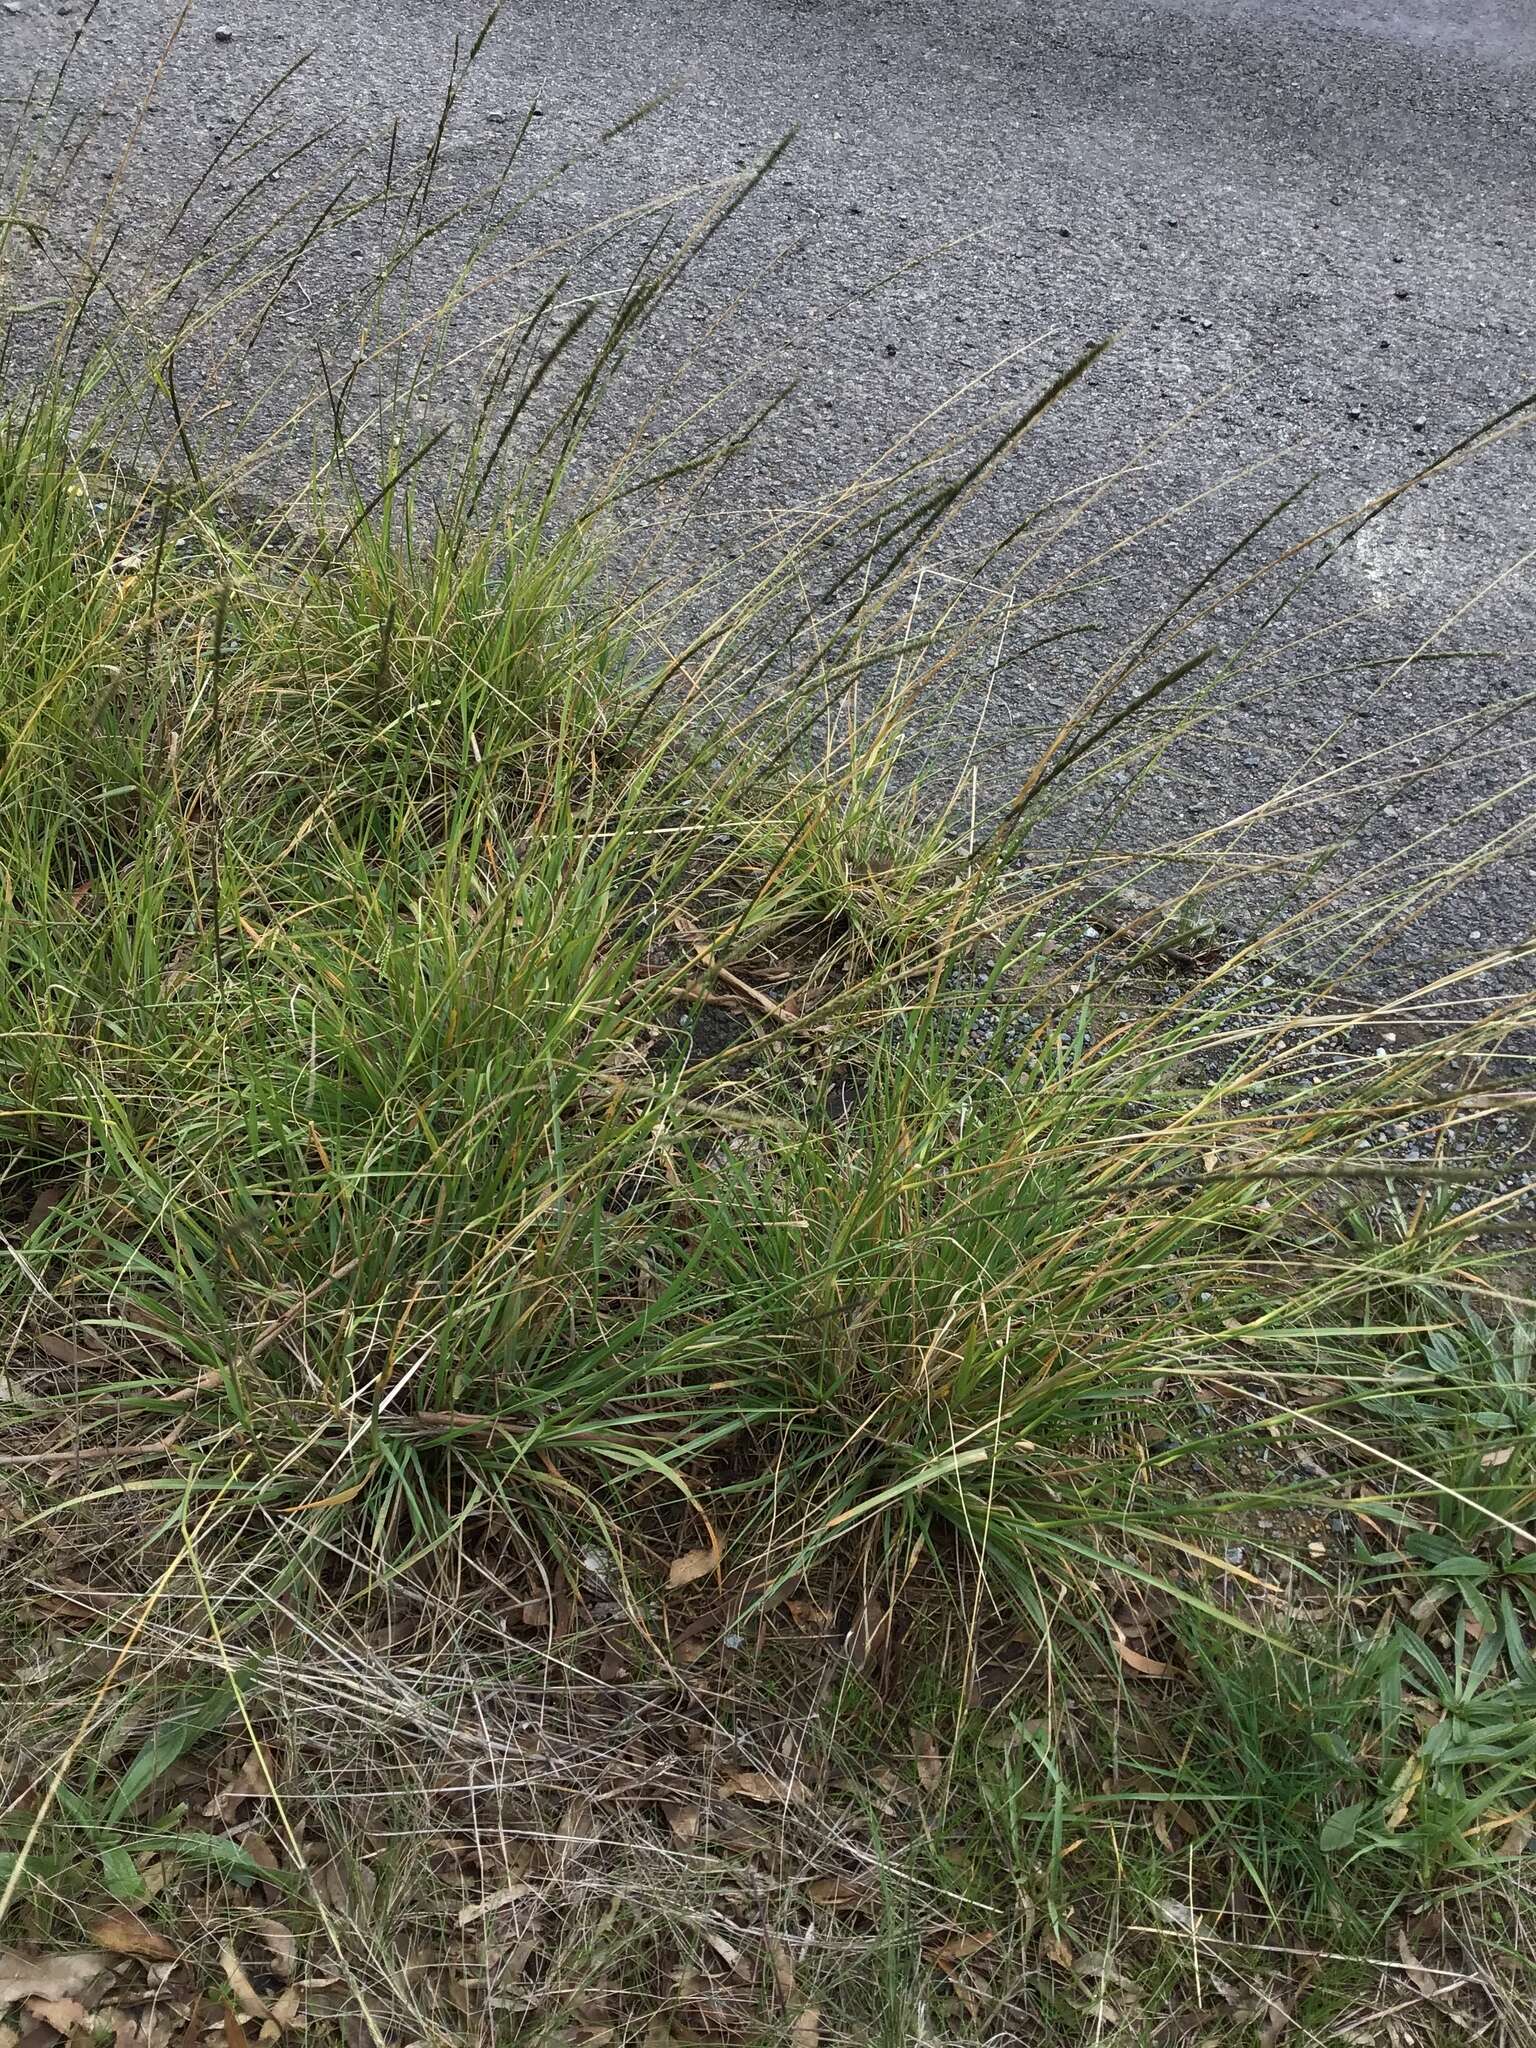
[0, 22, 1533, 2046]
[1, 397, 1531, 2046]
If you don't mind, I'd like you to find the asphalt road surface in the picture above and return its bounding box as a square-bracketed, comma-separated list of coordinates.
[3, 0, 1533, 979]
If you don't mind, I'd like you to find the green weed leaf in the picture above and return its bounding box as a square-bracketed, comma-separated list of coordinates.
[99, 1844, 145, 1899]
[1319, 1801, 1368, 1852]
[104, 1678, 247, 1826]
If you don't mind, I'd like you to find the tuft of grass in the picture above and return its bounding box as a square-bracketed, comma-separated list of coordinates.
[0, 18, 1532, 2044]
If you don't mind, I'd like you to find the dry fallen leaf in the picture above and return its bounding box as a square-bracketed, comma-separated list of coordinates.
[1071, 1950, 1131, 2007]
[1110, 1632, 1170, 1679]
[0, 1952, 107, 2006]
[557, 1796, 598, 1860]
[455, 1884, 532, 1928]
[718, 1770, 800, 1807]
[806, 1876, 869, 1912]
[22, 1997, 93, 2037]
[206, 1747, 272, 1823]
[25, 1184, 70, 1233]
[663, 1803, 700, 1845]
[253, 1920, 296, 1979]
[1384, 1754, 1425, 1833]
[237, 1836, 284, 1912]
[1395, 1927, 1444, 2000]
[1151, 1804, 1200, 1852]
[311, 1858, 352, 1918]
[225, 2012, 254, 2048]
[1498, 1813, 1534, 1859]
[666, 1542, 721, 1591]
[1153, 1897, 1203, 1934]
[788, 2007, 819, 2048]
[701, 1929, 747, 1981]
[765, 1936, 796, 2007]
[1257, 1984, 1297, 2048]
[844, 1593, 895, 1672]
[30, 1330, 105, 1368]
[219, 1945, 270, 2021]
[927, 1929, 995, 1968]
[929, 1930, 995, 2021]
[785, 1599, 835, 1631]
[914, 1731, 944, 1793]
[267, 1987, 301, 2035]
[89, 1909, 175, 1965]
